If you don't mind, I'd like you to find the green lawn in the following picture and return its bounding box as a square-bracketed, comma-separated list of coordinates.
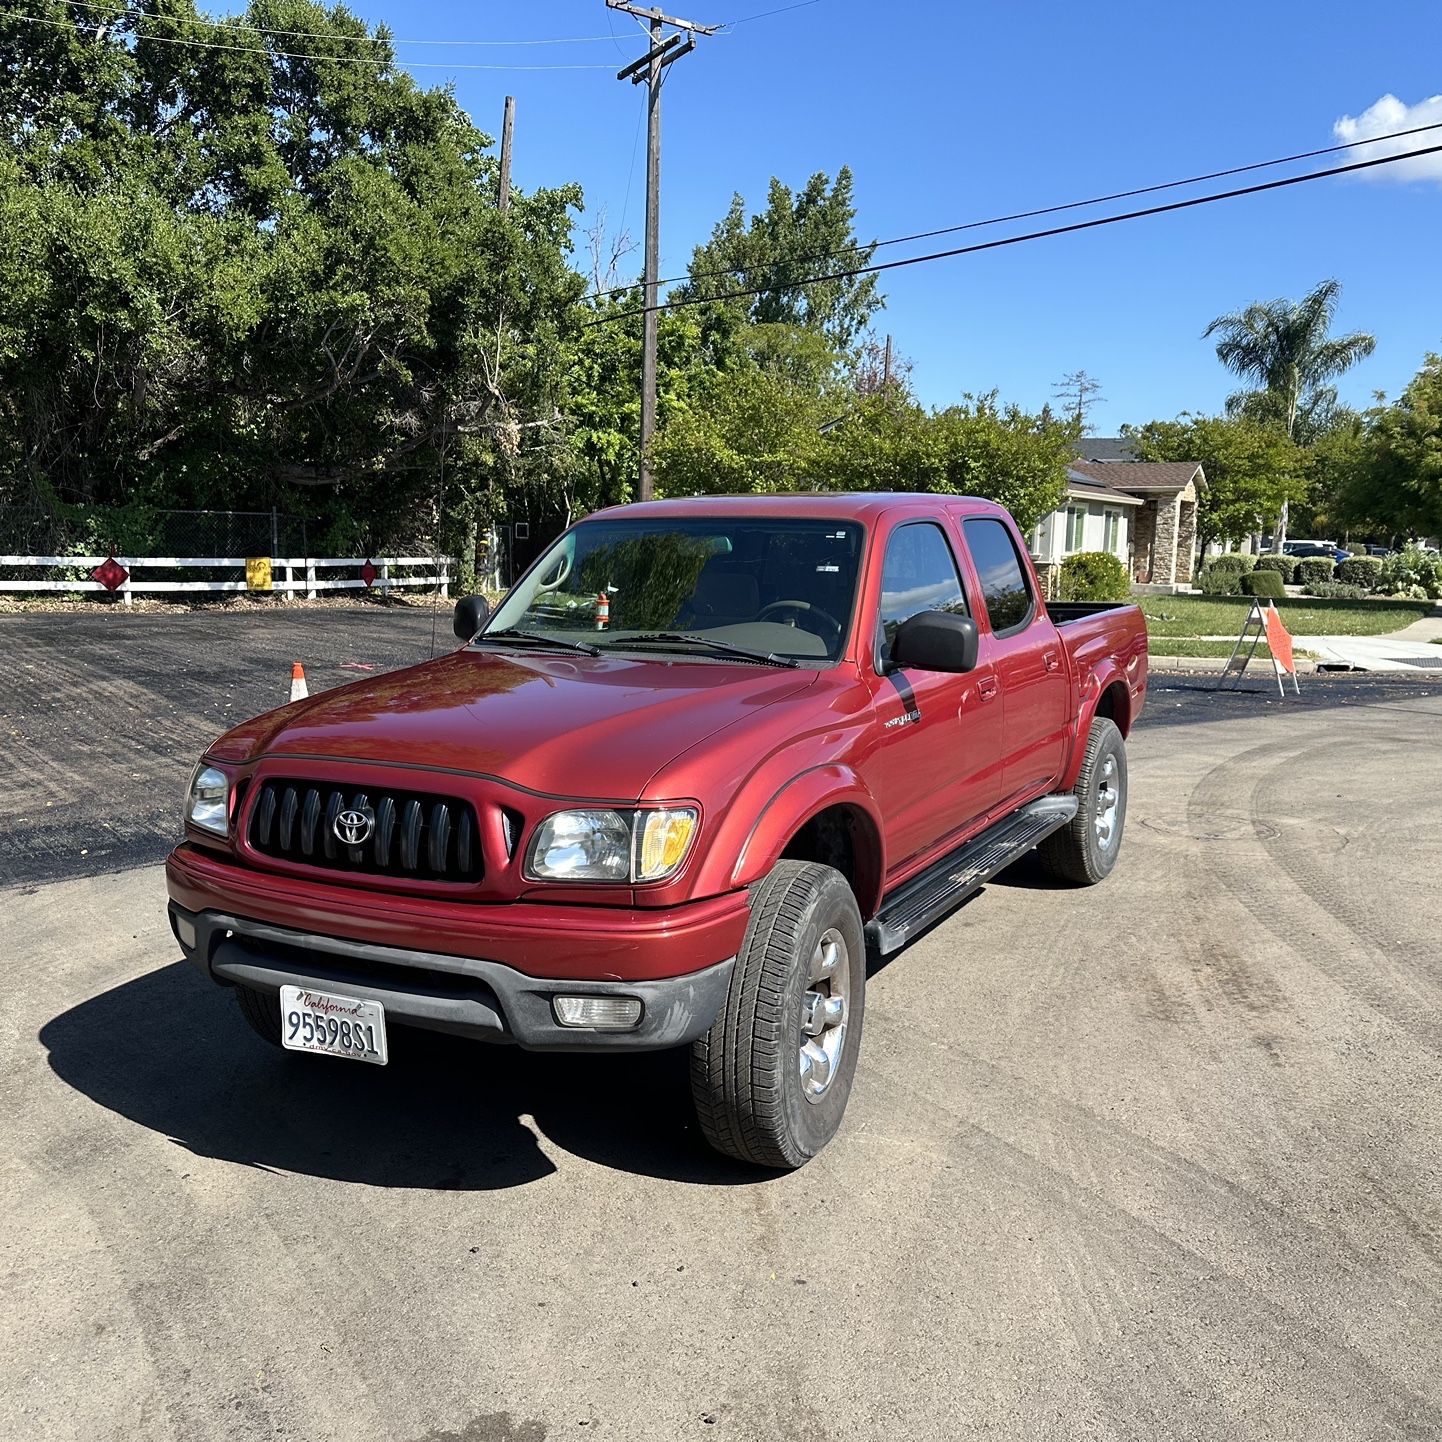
[1139, 594, 1434, 640]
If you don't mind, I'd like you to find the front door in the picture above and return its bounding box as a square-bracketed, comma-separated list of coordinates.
[860, 520, 1004, 878]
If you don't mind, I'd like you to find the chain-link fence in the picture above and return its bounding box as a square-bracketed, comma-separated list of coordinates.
[0, 501, 318, 559]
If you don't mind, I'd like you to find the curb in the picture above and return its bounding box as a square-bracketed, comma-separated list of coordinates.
[1148, 654, 1319, 674]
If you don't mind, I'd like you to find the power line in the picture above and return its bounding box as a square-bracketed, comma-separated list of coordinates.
[583, 140, 1442, 328]
[585, 117, 1442, 302]
[48, 0, 622, 47]
[722, 0, 824, 24]
[9, 12, 619, 68]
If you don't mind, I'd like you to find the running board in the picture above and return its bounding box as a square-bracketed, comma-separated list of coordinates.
[865, 795, 1079, 957]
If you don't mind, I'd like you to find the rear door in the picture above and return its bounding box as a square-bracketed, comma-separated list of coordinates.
[958, 515, 1071, 806]
[862, 519, 1004, 873]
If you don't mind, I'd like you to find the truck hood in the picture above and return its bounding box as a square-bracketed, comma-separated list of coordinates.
[209, 648, 819, 800]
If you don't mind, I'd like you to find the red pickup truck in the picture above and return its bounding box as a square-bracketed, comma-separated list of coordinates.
[168, 493, 1147, 1168]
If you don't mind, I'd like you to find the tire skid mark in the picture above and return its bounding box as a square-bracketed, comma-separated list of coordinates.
[1188, 727, 1442, 1055]
[857, 1040, 1442, 1436]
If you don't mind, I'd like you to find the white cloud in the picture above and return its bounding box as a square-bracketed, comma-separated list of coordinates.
[1333, 93, 1442, 184]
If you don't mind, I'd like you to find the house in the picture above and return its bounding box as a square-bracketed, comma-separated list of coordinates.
[1027, 448, 1206, 595]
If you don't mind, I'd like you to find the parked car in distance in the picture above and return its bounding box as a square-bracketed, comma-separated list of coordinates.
[1285, 541, 1351, 563]
[1365, 545, 1393, 558]
[167, 493, 1149, 1169]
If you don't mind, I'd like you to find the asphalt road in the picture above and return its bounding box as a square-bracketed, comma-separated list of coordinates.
[4, 608, 1442, 1440]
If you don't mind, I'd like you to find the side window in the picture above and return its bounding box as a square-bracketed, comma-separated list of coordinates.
[962, 518, 1034, 636]
[878, 522, 968, 653]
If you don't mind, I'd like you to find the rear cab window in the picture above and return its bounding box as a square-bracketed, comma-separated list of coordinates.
[961, 517, 1034, 636]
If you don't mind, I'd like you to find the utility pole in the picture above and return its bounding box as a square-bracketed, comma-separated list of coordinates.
[498, 95, 515, 214]
[883, 334, 893, 389]
[609, 2, 716, 501]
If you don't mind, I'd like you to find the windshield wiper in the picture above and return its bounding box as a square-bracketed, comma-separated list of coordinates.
[475, 628, 602, 657]
[617, 632, 801, 668]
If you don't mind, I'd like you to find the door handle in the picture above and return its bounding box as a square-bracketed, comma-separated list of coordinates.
[977, 676, 999, 701]
[1043, 650, 1061, 672]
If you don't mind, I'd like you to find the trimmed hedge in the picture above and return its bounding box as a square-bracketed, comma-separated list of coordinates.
[1295, 557, 1336, 586]
[1252, 553, 1296, 583]
[1206, 552, 1256, 576]
[1197, 565, 1235, 595]
[1241, 569, 1285, 599]
[1303, 581, 1367, 599]
[1059, 550, 1131, 602]
[1336, 556, 1383, 589]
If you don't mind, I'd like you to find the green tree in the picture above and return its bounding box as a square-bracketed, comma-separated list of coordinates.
[0, 0, 584, 565]
[1203, 278, 1375, 547]
[1128, 413, 1302, 552]
[673, 169, 881, 359]
[1352, 353, 1442, 539]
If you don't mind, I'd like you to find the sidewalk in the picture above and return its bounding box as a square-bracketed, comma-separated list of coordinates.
[1152, 605, 1442, 674]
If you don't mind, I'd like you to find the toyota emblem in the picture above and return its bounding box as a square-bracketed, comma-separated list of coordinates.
[333, 807, 375, 846]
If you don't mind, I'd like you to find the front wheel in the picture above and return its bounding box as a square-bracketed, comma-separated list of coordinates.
[690, 861, 866, 1169]
[1038, 715, 1128, 885]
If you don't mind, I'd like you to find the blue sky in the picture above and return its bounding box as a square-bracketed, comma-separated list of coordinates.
[348, 0, 1441, 430]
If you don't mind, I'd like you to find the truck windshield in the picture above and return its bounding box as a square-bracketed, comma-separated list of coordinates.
[484, 517, 865, 663]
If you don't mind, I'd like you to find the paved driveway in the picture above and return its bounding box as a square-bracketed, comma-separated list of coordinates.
[4, 610, 1441, 1440]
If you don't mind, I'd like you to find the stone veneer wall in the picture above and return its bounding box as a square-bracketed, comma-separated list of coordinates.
[1032, 560, 1061, 600]
[1175, 500, 1197, 583]
[1131, 502, 1158, 583]
[1151, 497, 1180, 583]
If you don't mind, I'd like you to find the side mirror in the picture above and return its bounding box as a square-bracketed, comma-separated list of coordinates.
[891, 611, 979, 673]
[452, 594, 491, 642]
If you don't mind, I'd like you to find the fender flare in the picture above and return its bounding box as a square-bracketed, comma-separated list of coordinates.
[723, 764, 886, 919]
[1061, 662, 1131, 792]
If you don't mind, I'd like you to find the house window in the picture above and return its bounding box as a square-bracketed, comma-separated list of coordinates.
[1064, 505, 1086, 553]
[1102, 510, 1120, 553]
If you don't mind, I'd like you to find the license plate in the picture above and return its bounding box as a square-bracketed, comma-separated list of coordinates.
[279, 985, 388, 1066]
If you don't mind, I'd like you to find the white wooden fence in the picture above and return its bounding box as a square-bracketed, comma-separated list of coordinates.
[0, 555, 450, 606]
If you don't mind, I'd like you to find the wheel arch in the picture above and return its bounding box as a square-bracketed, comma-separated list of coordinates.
[1061, 668, 1131, 792]
[729, 767, 885, 920]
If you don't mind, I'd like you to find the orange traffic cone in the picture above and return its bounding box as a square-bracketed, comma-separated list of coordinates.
[596, 592, 610, 631]
[289, 662, 308, 702]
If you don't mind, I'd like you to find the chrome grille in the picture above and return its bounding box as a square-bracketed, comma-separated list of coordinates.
[249, 780, 482, 883]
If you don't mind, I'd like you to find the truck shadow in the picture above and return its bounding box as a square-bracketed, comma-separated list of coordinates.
[39, 961, 767, 1191]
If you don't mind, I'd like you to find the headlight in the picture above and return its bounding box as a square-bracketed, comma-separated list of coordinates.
[186, 764, 230, 837]
[525, 806, 698, 883]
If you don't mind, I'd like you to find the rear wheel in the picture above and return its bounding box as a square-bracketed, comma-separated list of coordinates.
[690, 860, 866, 1169]
[236, 984, 283, 1048]
[1038, 715, 1127, 885]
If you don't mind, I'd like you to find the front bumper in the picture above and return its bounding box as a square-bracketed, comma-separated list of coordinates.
[165, 842, 750, 982]
[170, 904, 735, 1052]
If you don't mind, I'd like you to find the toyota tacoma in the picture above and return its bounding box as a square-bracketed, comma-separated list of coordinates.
[168, 493, 1147, 1168]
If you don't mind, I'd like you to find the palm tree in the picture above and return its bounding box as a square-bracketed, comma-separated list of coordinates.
[1204, 279, 1375, 548]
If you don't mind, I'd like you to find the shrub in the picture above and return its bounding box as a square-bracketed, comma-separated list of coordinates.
[1059, 550, 1130, 602]
[1378, 546, 1442, 599]
[1206, 552, 1255, 576]
[1240, 569, 1285, 599]
[1305, 581, 1367, 598]
[1197, 565, 1238, 595]
[1336, 556, 1383, 589]
[1252, 553, 1296, 583]
[1295, 557, 1336, 586]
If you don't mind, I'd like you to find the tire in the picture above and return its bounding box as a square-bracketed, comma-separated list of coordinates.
[690, 860, 866, 1169]
[1038, 715, 1128, 885]
[236, 984, 284, 1048]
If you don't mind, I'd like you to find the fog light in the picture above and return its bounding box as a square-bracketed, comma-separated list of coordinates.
[552, 995, 643, 1030]
[173, 914, 197, 949]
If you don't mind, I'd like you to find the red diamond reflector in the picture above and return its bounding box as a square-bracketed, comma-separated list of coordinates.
[92, 556, 129, 591]
[361, 559, 377, 588]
